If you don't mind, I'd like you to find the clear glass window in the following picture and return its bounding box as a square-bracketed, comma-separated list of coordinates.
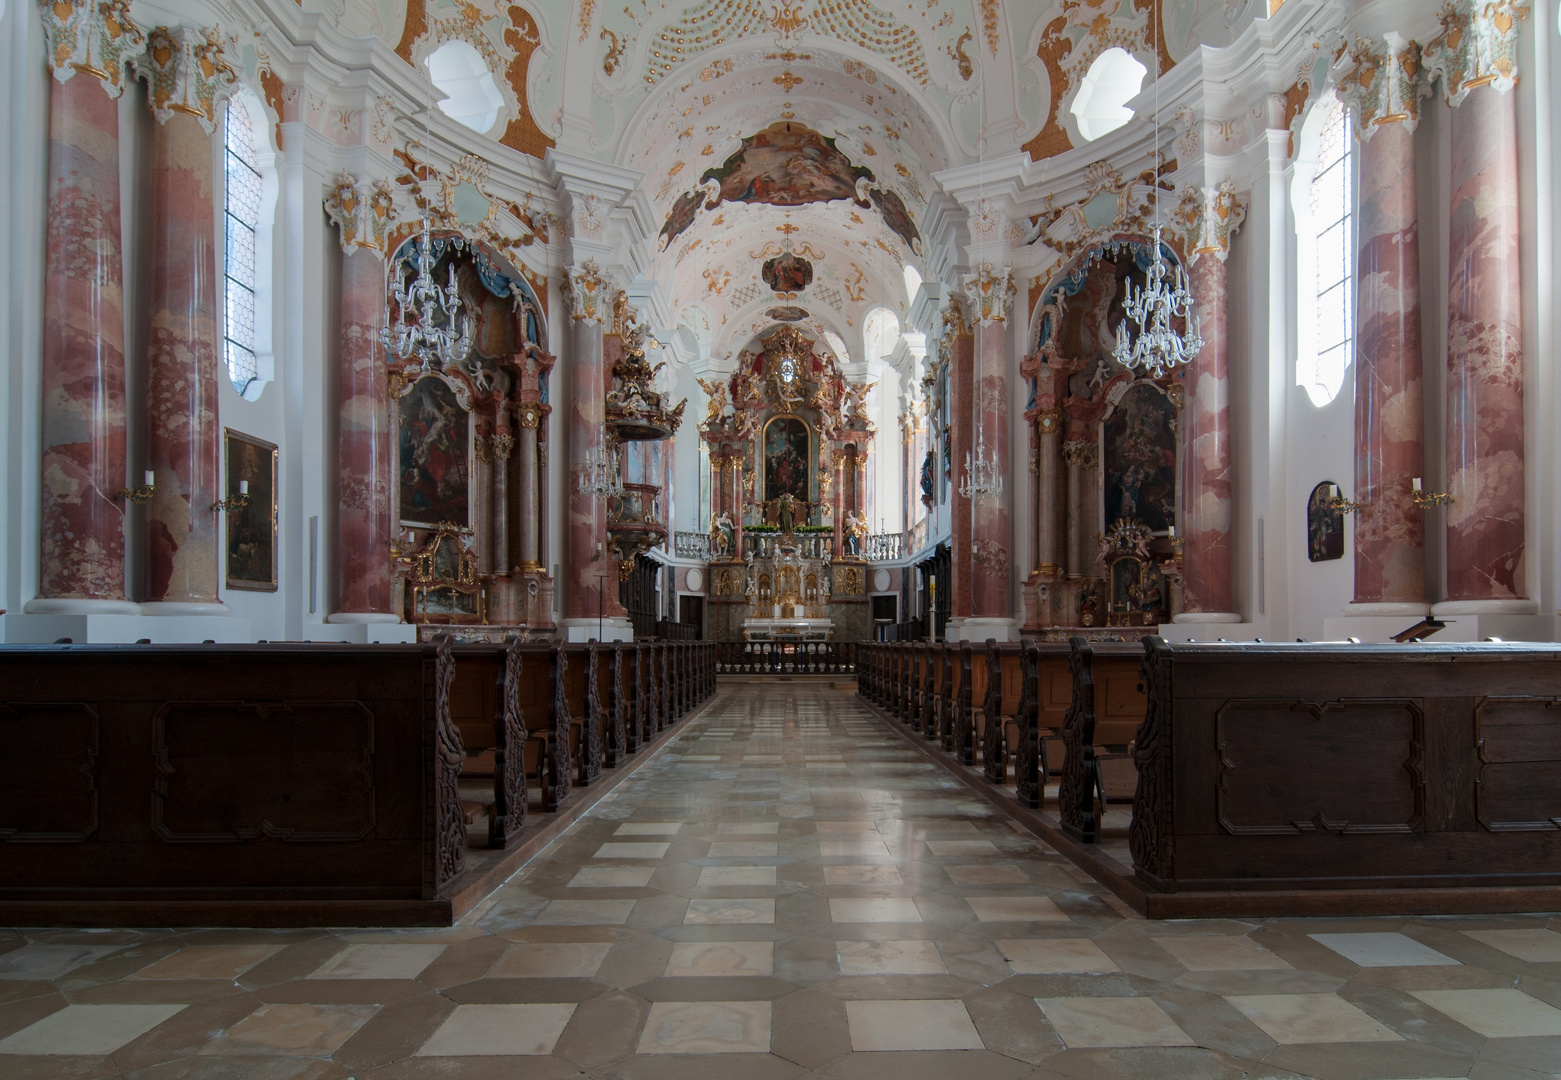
[223, 99, 262, 395]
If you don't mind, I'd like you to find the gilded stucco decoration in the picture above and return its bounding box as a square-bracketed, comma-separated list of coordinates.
[1421, 0, 1527, 105]
[390, 144, 553, 274]
[134, 24, 239, 131]
[1336, 34, 1424, 134]
[1176, 179, 1246, 261]
[39, 0, 145, 94]
[325, 172, 399, 257]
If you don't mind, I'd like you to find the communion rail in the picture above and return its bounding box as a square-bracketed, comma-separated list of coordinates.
[715, 640, 857, 675]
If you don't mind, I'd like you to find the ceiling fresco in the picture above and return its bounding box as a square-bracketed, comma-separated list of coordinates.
[340, 0, 1261, 363]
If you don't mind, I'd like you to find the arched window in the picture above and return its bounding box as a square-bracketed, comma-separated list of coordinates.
[863, 308, 901, 365]
[426, 40, 505, 134]
[222, 97, 262, 395]
[1294, 94, 1354, 406]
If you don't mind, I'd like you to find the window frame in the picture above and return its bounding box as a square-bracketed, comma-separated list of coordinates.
[218, 91, 278, 402]
[1292, 91, 1357, 408]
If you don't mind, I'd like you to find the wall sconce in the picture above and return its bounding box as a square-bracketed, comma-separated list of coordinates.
[118, 471, 155, 504]
[1324, 483, 1363, 514]
[212, 480, 250, 513]
[1410, 477, 1452, 509]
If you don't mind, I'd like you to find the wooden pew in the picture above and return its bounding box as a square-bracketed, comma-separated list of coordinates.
[0, 642, 467, 919]
[1128, 638, 1561, 894]
[562, 643, 605, 788]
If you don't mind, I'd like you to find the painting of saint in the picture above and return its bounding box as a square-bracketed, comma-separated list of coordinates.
[1104, 383, 1177, 532]
[700, 122, 874, 210]
[1307, 481, 1345, 562]
[762, 253, 813, 295]
[223, 429, 277, 591]
[869, 187, 923, 253]
[398, 376, 471, 526]
[764, 416, 810, 503]
[659, 188, 706, 250]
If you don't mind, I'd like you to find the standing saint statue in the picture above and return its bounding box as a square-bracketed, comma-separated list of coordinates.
[710, 510, 734, 557]
[844, 509, 868, 556]
[778, 493, 795, 535]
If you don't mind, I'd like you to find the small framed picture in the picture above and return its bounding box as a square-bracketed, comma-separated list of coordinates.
[224, 429, 278, 591]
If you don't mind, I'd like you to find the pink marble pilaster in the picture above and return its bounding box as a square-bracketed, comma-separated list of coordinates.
[1179, 253, 1234, 616]
[142, 110, 222, 606]
[971, 321, 1011, 617]
[334, 248, 393, 614]
[949, 329, 974, 619]
[36, 74, 132, 605]
[566, 319, 625, 620]
[1352, 120, 1426, 607]
[1443, 86, 1525, 603]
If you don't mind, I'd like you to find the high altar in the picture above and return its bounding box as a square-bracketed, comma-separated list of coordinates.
[699, 326, 876, 642]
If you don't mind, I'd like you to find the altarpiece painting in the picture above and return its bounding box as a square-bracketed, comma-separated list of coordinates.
[398, 375, 471, 527]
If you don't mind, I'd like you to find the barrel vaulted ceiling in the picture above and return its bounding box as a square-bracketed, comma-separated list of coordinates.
[349, 0, 1256, 360]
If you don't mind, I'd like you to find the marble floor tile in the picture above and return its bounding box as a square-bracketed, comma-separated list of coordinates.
[132, 944, 283, 980]
[823, 866, 904, 886]
[1461, 928, 1561, 963]
[964, 896, 1068, 923]
[567, 866, 656, 888]
[685, 899, 776, 924]
[816, 821, 879, 833]
[1036, 996, 1195, 1048]
[593, 842, 672, 859]
[201, 1003, 377, 1056]
[415, 1003, 577, 1055]
[708, 841, 781, 857]
[0, 1003, 185, 1055]
[1157, 935, 1293, 971]
[945, 865, 1027, 886]
[1308, 932, 1460, 967]
[666, 941, 775, 976]
[636, 1000, 772, 1054]
[616, 823, 683, 835]
[307, 943, 447, 980]
[719, 822, 782, 834]
[491, 942, 613, 979]
[1409, 988, 1561, 1037]
[819, 838, 893, 857]
[998, 938, 1119, 974]
[925, 840, 999, 856]
[836, 940, 946, 976]
[0, 944, 123, 980]
[698, 866, 778, 887]
[1226, 993, 1402, 1043]
[829, 898, 923, 924]
[532, 899, 638, 925]
[844, 999, 982, 1051]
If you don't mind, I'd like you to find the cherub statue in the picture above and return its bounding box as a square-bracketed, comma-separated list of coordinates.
[695, 376, 729, 427]
[842, 380, 876, 424]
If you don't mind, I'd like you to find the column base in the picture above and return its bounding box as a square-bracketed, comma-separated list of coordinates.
[307, 623, 418, 644]
[326, 612, 404, 625]
[5, 612, 252, 644]
[1431, 599, 1539, 616]
[1171, 612, 1242, 624]
[24, 597, 141, 616]
[1344, 602, 1431, 617]
[946, 617, 1019, 643]
[561, 616, 634, 643]
[139, 601, 232, 617]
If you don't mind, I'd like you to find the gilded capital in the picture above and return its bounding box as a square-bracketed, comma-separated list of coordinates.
[1423, 0, 1528, 105]
[325, 172, 398, 258]
[40, 0, 145, 95]
[563, 261, 608, 323]
[133, 25, 238, 131]
[1337, 34, 1424, 135]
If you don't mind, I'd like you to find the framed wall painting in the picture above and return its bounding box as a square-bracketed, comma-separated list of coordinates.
[224, 429, 279, 591]
[397, 375, 472, 528]
[1307, 480, 1345, 562]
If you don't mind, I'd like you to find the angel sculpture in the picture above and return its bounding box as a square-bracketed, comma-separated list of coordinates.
[695, 376, 730, 427]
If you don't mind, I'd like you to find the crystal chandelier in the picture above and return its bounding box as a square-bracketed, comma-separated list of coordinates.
[577, 429, 624, 500]
[960, 440, 1003, 501]
[1112, 223, 1203, 377]
[1112, 1, 1201, 378]
[382, 213, 474, 370]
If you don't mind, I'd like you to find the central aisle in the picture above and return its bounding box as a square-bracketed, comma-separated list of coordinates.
[5, 683, 1558, 1076]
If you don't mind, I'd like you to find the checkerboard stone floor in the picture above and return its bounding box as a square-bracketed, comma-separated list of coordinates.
[4, 683, 1561, 1078]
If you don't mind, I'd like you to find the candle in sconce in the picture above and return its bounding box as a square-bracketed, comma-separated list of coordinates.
[1328, 484, 1339, 499]
[1167, 525, 1175, 539]
[239, 480, 249, 496]
[144, 470, 155, 487]
[1412, 477, 1423, 492]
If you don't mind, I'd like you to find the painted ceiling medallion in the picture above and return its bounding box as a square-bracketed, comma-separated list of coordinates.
[767, 306, 810, 322]
[762, 253, 814, 297]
